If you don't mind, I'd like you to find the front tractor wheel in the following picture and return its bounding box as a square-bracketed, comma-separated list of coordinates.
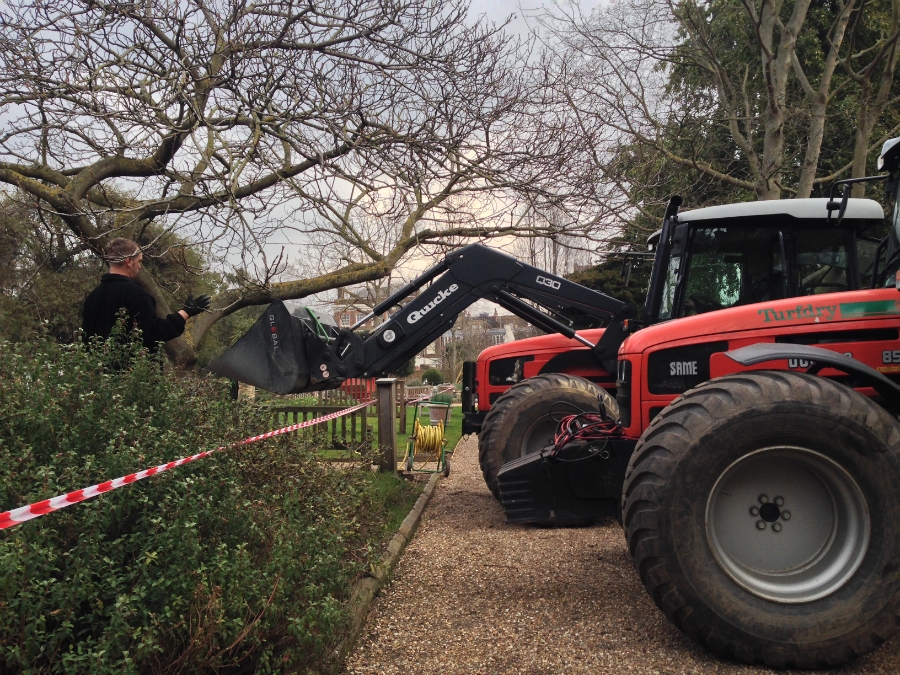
[623, 371, 900, 668]
[478, 373, 617, 500]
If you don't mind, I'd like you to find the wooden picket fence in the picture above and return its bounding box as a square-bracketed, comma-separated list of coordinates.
[271, 378, 457, 459]
[404, 385, 457, 403]
[274, 403, 376, 462]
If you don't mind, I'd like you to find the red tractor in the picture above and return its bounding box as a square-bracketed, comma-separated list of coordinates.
[468, 196, 887, 502]
[210, 139, 900, 667]
[464, 183, 900, 666]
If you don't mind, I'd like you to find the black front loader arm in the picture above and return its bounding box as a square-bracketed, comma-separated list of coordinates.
[207, 244, 633, 394]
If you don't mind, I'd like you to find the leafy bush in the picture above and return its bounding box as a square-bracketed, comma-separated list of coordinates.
[420, 368, 443, 385]
[389, 358, 415, 378]
[0, 336, 401, 674]
[430, 392, 454, 404]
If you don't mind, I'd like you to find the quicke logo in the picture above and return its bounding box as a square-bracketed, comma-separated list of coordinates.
[408, 284, 459, 324]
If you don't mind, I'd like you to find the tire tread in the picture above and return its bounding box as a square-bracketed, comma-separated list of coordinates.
[623, 371, 900, 668]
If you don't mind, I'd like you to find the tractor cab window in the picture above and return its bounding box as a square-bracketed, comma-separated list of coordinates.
[857, 236, 881, 288]
[680, 227, 784, 317]
[677, 225, 855, 317]
[657, 256, 681, 320]
[795, 228, 850, 295]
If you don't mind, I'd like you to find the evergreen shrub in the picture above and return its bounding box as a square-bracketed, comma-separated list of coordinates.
[420, 368, 443, 385]
[0, 336, 395, 674]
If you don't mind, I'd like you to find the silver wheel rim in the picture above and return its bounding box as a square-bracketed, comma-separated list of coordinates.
[706, 446, 870, 603]
[520, 415, 559, 457]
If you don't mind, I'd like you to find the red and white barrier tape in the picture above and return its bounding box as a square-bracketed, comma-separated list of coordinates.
[407, 385, 456, 405]
[0, 400, 370, 530]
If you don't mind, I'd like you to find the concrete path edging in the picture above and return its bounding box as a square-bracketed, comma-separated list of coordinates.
[331, 466, 444, 671]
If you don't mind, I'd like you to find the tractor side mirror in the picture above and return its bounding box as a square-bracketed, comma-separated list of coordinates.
[621, 259, 634, 287]
[670, 223, 689, 256]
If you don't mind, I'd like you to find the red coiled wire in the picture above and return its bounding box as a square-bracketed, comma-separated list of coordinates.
[550, 412, 621, 458]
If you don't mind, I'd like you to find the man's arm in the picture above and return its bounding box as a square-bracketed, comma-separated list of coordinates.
[129, 290, 186, 344]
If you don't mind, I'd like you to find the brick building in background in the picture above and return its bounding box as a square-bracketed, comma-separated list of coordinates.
[331, 286, 395, 330]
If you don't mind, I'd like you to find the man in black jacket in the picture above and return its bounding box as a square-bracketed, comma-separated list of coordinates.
[82, 238, 210, 353]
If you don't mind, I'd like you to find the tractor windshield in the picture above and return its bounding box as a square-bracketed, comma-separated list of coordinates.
[666, 225, 854, 318]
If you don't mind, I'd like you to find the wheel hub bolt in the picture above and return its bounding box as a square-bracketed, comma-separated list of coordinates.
[751, 494, 787, 527]
[772, 522, 782, 532]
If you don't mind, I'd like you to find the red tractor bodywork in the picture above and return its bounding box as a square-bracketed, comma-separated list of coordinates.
[617, 287, 900, 438]
[472, 286, 900, 442]
[473, 328, 611, 408]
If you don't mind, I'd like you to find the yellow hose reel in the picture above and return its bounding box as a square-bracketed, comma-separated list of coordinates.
[413, 418, 444, 455]
[404, 401, 451, 476]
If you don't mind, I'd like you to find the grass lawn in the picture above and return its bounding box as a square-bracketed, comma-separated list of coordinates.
[269, 401, 466, 466]
[362, 469, 426, 533]
[397, 404, 464, 462]
[370, 405, 464, 534]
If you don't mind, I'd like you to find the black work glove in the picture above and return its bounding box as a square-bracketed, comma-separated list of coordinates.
[182, 294, 211, 317]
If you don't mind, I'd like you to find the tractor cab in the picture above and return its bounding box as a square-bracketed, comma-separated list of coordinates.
[644, 198, 886, 322]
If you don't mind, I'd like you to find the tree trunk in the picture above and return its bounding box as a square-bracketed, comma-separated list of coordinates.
[795, 0, 856, 198]
[795, 95, 829, 199]
[135, 268, 199, 368]
[851, 94, 874, 198]
[758, 104, 786, 200]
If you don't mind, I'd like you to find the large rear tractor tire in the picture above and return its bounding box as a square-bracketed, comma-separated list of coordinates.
[478, 373, 617, 500]
[623, 371, 900, 668]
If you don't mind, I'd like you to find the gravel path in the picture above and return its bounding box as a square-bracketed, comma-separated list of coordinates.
[345, 435, 900, 675]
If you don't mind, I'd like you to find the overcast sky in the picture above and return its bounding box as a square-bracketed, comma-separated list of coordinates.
[470, 0, 539, 33]
[284, 0, 605, 319]
[470, 0, 603, 35]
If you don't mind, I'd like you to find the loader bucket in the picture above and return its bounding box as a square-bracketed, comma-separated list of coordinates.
[206, 300, 311, 394]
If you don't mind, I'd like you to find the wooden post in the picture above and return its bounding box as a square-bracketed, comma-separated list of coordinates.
[376, 378, 397, 473]
[362, 401, 369, 454]
[397, 379, 407, 434]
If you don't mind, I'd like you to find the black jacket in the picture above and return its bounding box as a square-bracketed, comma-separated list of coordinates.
[82, 274, 185, 353]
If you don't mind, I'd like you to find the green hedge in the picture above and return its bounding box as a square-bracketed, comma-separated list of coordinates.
[0, 337, 395, 674]
[420, 368, 443, 385]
